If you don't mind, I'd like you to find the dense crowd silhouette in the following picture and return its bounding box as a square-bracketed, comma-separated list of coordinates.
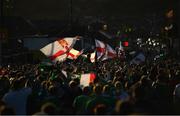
[0, 57, 180, 115]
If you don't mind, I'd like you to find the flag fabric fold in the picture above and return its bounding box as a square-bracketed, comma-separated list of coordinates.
[102, 44, 116, 61]
[40, 37, 122, 63]
[90, 51, 96, 63]
[95, 39, 106, 60]
[118, 42, 125, 59]
[40, 37, 77, 62]
[67, 49, 84, 60]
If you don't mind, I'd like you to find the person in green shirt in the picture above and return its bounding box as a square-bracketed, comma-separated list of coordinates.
[73, 86, 91, 114]
[85, 84, 115, 114]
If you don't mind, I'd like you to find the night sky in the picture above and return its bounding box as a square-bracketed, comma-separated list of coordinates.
[13, 0, 172, 20]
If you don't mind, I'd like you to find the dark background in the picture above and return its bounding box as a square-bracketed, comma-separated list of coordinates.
[12, 0, 172, 20]
[1, 0, 180, 65]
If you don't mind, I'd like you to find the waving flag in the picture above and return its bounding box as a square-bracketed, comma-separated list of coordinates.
[102, 44, 116, 61]
[95, 39, 106, 60]
[80, 73, 96, 87]
[40, 37, 77, 62]
[118, 42, 125, 59]
[67, 48, 84, 60]
[90, 51, 96, 63]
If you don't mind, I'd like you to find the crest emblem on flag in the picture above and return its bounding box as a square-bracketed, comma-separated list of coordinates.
[40, 37, 77, 62]
[58, 39, 69, 49]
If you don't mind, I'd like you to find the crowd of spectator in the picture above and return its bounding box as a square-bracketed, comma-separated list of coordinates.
[0, 57, 180, 115]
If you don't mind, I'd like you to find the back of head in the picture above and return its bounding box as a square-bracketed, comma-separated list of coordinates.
[0, 106, 15, 115]
[69, 80, 77, 89]
[41, 102, 57, 115]
[93, 85, 102, 95]
[73, 78, 80, 85]
[131, 83, 144, 101]
[33, 111, 47, 116]
[156, 69, 169, 83]
[0, 100, 5, 107]
[141, 66, 147, 75]
[115, 100, 133, 115]
[82, 86, 91, 95]
[93, 104, 108, 115]
[114, 81, 123, 90]
[0, 76, 10, 86]
[0, 77, 10, 96]
[48, 85, 58, 96]
[140, 75, 149, 87]
[102, 84, 110, 94]
[11, 79, 22, 91]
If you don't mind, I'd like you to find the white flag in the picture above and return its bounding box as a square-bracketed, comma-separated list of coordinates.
[95, 39, 106, 60]
[118, 43, 125, 59]
[90, 51, 96, 63]
[40, 37, 77, 62]
[67, 48, 84, 60]
[80, 73, 96, 87]
[102, 44, 116, 61]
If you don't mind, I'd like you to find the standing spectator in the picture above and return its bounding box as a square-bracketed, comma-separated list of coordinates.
[2, 78, 32, 115]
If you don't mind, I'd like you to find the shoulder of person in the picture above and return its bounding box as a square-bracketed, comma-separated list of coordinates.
[21, 87, 32, 94]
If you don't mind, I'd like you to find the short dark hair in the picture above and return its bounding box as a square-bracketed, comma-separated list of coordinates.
[41, 102, 56, 115]
[11, 79, 22, 91]
[0, 106, 15, 115]
[93, 104, 107, 115]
